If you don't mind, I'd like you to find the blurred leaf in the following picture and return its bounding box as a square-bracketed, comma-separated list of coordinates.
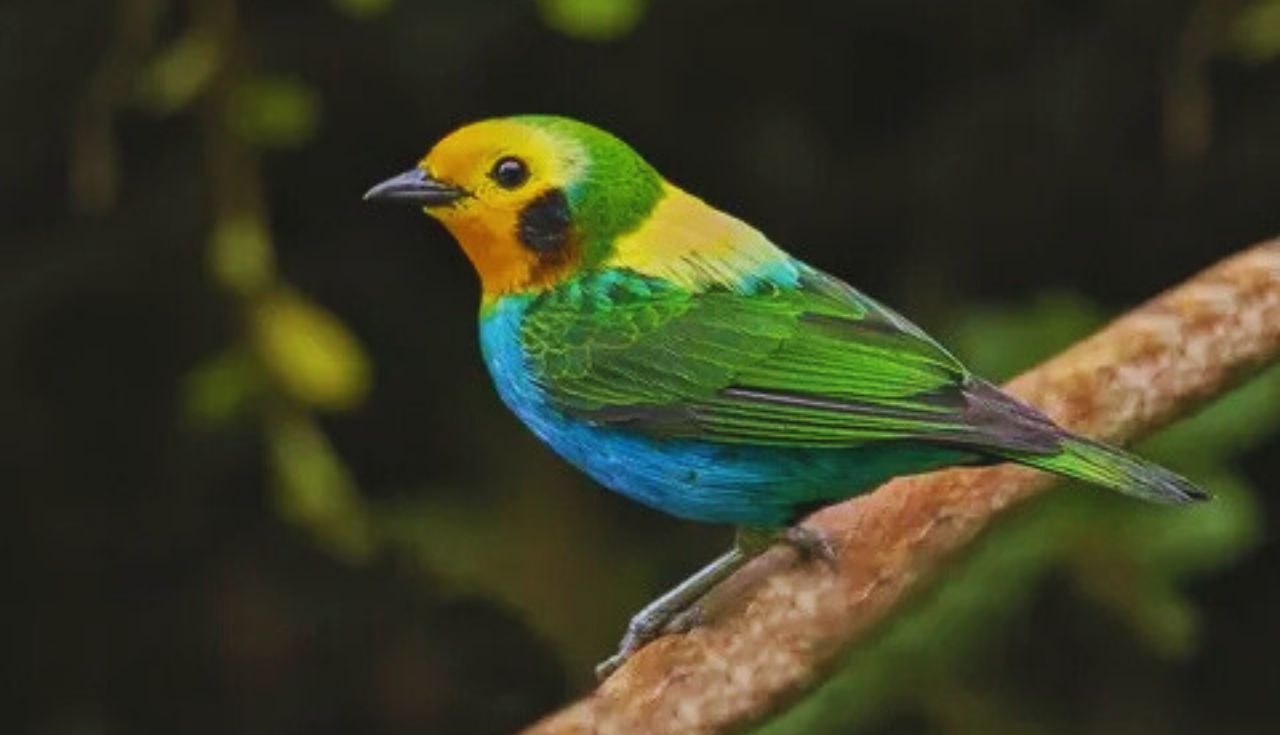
[251, 288, 372, 411]
[228, 76, 321, 148]
[209, 213, 276, 296]
[1068, 473, 1260, 657]
[1230, 0, 1280, 62]
[374, 472, 658, 675]
[331, 0, 395, 19]
[1141, 364, 1280, 461]
[134, 29, 222, 113]
[268, 410, 375, 561]
[182, 348, 261, 425]
[948, 293, 1106, 380]
[537, 0, 646, 42]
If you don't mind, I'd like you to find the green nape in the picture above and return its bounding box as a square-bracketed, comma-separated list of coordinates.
[516, 115, 665, 264]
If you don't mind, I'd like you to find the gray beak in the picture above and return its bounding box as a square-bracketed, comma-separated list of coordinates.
[363, 168, 467, 206]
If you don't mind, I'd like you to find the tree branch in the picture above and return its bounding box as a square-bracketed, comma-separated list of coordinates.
[525, 240, 1280, 735]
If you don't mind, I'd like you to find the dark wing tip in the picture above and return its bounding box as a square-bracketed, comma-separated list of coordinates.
[1157, 473, 1214, 504]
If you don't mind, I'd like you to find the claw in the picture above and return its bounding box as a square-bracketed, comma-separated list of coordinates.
[595, 601, 710, 680]
[783, 525, 839, 569]
[596, 603, 679, 680]
[596, 650, 629, 680]
[663, 603, 705, 635]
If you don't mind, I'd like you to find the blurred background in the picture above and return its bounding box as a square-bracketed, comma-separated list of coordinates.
[5, 0, 1280, 733]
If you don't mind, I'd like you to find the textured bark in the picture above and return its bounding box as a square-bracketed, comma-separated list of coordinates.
[524, 240, 1280, 735]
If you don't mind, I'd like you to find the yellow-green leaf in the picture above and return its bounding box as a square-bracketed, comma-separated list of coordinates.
[182, 349, 261, 425]
[537, 0, 646, 42]
[251, 288, 372, 411]
[1231, 0, 1280, 62]
[267, 410, 374, 561]
[135, 30, 222, 113]
[209, 214, 276, 296]
[228, 76, 321, 148]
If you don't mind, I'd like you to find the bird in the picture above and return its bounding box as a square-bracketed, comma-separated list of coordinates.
[364, 115, 1208, 677]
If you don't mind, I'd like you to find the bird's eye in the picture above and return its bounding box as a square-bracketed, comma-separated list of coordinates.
[490, 156, 530, 190]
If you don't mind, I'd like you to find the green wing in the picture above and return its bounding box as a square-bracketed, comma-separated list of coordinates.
[520, 268, 1060, 453]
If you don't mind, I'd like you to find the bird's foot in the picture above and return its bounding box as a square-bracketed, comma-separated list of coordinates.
[663, 603, 705, 634]
[595, 651, 629, 681]
[781, 525, 839, 568]
[595, 546, 752, 680]
[595, 604, 682, 680]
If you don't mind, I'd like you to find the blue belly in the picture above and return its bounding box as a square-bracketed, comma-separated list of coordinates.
[479, 297, 968, 527]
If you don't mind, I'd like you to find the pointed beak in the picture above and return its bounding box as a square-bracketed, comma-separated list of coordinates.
[363, 168, 467, 207]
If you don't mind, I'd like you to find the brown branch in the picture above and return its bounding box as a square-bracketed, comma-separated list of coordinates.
[525, 239, 1280, 735]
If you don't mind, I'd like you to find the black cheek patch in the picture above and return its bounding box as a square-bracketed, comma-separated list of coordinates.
[517, 189, 572, 253]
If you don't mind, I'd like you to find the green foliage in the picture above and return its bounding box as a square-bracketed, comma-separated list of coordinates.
[331, 0, 395, 19]
[251, 288, 372, 412]
[209, 213, 276, 296]
[752, 297, 1275, 735]
[268, 410, 376, 561]
[1231, 0, 1280, 62]
[947, 292, 1106, 381]
[228, 76, 322, 149]
[182, 348, 262, 425]
[134, 27, 222, 113]
[370, 478, 661, 669]
[537, 0, 647, 41]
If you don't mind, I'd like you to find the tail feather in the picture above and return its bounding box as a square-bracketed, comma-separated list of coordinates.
[1006, 435, 1210, 505]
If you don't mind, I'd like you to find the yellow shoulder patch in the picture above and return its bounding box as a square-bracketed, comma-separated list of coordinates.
[606, 183, 790, 290]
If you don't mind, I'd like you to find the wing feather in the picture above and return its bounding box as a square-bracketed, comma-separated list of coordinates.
[521, 267, 1059, 454]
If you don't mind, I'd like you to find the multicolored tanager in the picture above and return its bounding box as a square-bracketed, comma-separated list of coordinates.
[365, 116, 1207, 676]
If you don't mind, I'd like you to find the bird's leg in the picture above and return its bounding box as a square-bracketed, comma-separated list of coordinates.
[658, 526, 838, 634]
[596, 534, 761, 680]
[595, 524, 840, 679]
[657, 527, 776, 634]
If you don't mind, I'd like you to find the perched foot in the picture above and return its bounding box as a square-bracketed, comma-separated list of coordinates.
[663, 603, 705, 635]
[595, 603, 680, 680]
[782, 525, 839, 568]
[596, 651, 629, 681]
[595, 545, 753, 680]
[594, 527, 835, 680]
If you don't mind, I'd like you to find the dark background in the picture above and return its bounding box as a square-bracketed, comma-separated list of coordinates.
[5, 1, 1280, 733]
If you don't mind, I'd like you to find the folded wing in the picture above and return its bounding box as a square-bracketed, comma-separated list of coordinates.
[521, 268, 1063, 456]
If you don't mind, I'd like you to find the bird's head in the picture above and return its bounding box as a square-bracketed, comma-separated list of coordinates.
[366, 116, 665, 299]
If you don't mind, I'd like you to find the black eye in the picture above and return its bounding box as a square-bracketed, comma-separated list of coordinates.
[490, 156, 529, 189]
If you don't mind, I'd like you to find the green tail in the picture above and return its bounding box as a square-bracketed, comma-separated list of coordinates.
[1004, 435, 1210, 505]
